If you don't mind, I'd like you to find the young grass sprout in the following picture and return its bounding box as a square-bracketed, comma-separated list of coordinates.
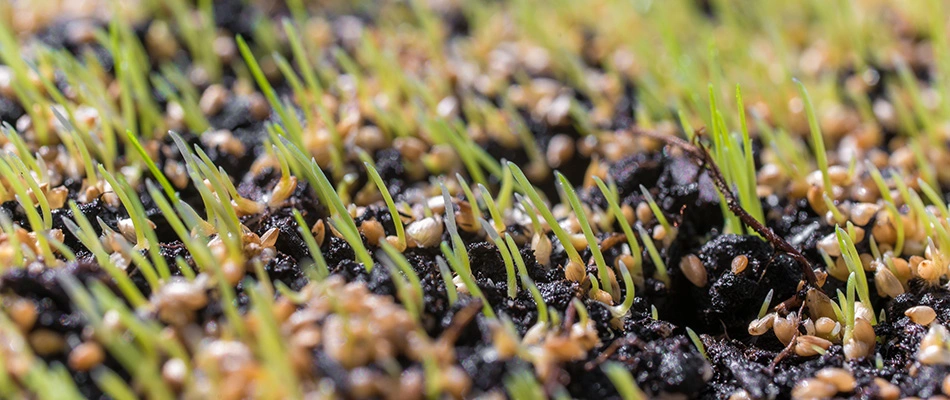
[836, 226, 875, 325]
[508, 163, 586, 282]
[480, 218, 518, 299]
[360, 152, 406, 250]
[559, 172, 614, 297]
[637, 224, 670, 285]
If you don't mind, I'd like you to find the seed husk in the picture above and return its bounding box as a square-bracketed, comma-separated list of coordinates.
[8, 298, 37, 331]
[680, 254, 707, 287]
[748, 313, 775, 336]
[794, 335, 832, 357]
[906, 305, 937, 326]
[873, 378, 900, 400]
[874, 264, 904, 298]
[791, 378, 837, 399]
[774, 312, 799, 345]
[68, 342, 105, 371]
[589, 288, 613, 305]
[805, 288, 837, 321]
[565, 259, 586, 282]
[406, 217, 443, 248]
[29, 330, 65, 356]
[360, 219, 385, 246]
[815, 367, 856, 392]
[532, 232, 552, 267]
[731, 255, 748, 274]
[850, 202, 879, 226]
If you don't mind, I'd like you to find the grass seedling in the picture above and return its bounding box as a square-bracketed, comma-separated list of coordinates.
[98, 166, 152, 250]
[593, 177, 643, 273]
[441, 241, 496, 319]
[505, 231, 553, 329]
[758, 289, 774, 319]
[62, 202, 147, 308]
[607, 258, 636, 319]
[508, 163, 585, 278]
[171, 133, 244, 255]
[0, 155, 52, 231]
[559, 172, 614, 297]
[125, 130, 177, 200]
[292, 209, 329, 281]
[836, 273, 858, 333]
[166, 0, 219, 81]
[329, 216, 377, 272]
[441, 182, 471, 272]
[603, 363, 646, 400]
[704, 88, 743, 233]
[686, 327, 708, 360]
[245, 283, 301, 398]
[378, 241, 425, 317]
[456, 173, 484, 223]
[918, 178, 949, 218]
[0, 214, 22, 270]
[237, 36, 304, 148]
[836, 226, 875, 325]
[50, 107, 102, 187]
[865, 161, 905, 255]
[274, 135, 373, 269]
[636, 225, 670, 285]
[93, 369, 138, 400]
[360, 152, 406, 249]
[822, 193, 847, 225]
[706, 85, 765, 229]
[638, 184, 673, 238]
[436, 256, 459, 306]
[794, 79, 835, 203]
[516, 193, 543, 233]
[145, 180, 206, 278]
[271, 49, 344, 176]
[0, 21, 50, 143]
[573, 298, 591, 327]
[151, 72, 209, 134]
[504, 369, 546, 400]
[59, 278, 174, 399]
[481, 218, 517, 298]
[478, 183, 507, 234]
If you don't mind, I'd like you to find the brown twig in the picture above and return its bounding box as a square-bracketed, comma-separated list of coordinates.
[768, 300, 807, 373]
[439, 300, 482, 345]
[584, 336, 640, 371]
[631, 127, 818, 287]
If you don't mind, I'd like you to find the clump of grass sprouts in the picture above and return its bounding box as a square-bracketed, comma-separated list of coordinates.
[558, 172, 614, 298]
[508, 162, 586, 283]
[360, 151, 407, 250]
